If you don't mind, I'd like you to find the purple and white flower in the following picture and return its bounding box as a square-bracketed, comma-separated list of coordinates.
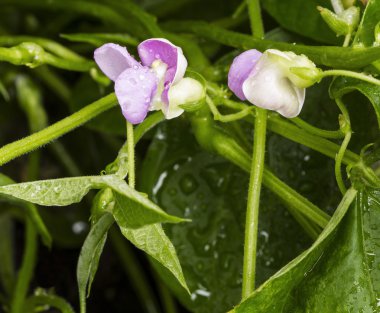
[228, 49, 317, 118]
[94, 39, 203, 124]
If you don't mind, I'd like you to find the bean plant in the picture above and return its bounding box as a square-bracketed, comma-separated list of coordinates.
[0, 0, 379, 312]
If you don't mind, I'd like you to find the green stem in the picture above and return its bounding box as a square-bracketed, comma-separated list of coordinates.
[109, 228, 160, 313]
[189, 108, 330, 229]
[127, 122, 136, 189]
[335, 98, 352, 194]
[0, 93, 117, 166]
[162, 20, 380, 68]
[320, 69, 380, 86]
[335, 131, 351, 194]
[242, 108, 267, 298]
[343, 33, 352, 47]
[267, 116, 359, 165]
[290, 117, 344, 139]
[24, 295, 75, 313]
[10, 219, 37, 313]
[246, 0, 264, 39]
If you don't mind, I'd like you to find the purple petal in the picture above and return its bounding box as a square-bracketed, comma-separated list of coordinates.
[138, 38, 187, 103]
[94, 43, 140, 81]
[228, 50, 262, 100]
[115, 66, 158, 124]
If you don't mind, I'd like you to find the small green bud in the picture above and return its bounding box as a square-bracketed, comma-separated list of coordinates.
[289, 67, 322, 88]
[338, 114, 351, 133]
[17, 42, 45, 68]
[318, 6, 350, 36]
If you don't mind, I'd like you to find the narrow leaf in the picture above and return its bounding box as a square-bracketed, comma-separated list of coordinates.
[77, 213, 114, 313]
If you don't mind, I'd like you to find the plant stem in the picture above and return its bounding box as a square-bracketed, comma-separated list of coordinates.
[267, 116, 359, 165]
[242, 108, 267, 299]
[335, 131, 351, 194]
[0, 93, 117, 166]
[10, 219, 37, 313]
[335, 98, 352, 194]
[320, 69, 380, 86]
[246, 0, 264, 39]
[126, 122, 136, 189]
[242, 0, 266, 299]
[290, 117, 344, 139]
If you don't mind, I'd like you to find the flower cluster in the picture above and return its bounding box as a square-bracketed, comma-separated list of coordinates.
[95, 39, 318, 122]
[94, 38, 203, 124]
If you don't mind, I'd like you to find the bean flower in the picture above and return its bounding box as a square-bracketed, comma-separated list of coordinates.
[228, 49, 318, 118]
[94, 39, 203, 124]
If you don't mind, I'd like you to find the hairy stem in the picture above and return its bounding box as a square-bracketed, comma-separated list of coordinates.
[127, 122, 136, 189]
[0, 93, 117, 166]
[242, 108, 267, 298]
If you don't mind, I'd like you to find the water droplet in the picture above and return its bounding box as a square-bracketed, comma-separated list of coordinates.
[179, 174, 198, 195]
[72, 221, 87, 234]
[53, 186, 60, 193]
[155, 53, 160, 59]
[139, 74, 145, 80]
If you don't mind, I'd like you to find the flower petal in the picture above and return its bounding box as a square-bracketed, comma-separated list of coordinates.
[114, 66, 158, 124]
[166, 77, 204, 119]
[228, 49, 262, 100]
[94, 43, 140, 81]
[138, 38, 188, 103]
[242, 53, 305, 118]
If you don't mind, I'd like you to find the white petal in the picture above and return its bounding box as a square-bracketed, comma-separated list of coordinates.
[166, 78, 203, 119]
[242, 53, 304, 118]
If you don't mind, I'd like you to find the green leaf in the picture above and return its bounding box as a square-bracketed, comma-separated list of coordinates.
[0, 176, 103, 206]
[0, 175, 185, 227]
[329, 77, 380, 128]
[262, 0, 338, 44]
[354, 0, 380, 47]
[119, 223, 189, 293]
[77, 213, 114, 313]
[233, 187, 380, 312]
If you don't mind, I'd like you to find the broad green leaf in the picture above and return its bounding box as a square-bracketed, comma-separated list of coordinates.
[354, 0, 380, 47]
[0, 173, 51, 247]
[77, 213, 114, 313]
[329, 77, 380, 128]
[0, 175, 185, 227]
[0, 176, 103, 206]
[140, 120, 315, 313]
[262, 0, 338, 44]
[119, 223, 189, 293]
[233, 187, 380, 312]
[0, 213, 15, 296]
[362, 189, 380, 297]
